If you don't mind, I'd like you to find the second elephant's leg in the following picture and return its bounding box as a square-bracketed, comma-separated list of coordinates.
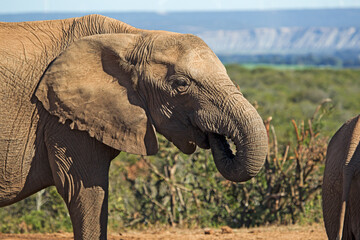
[349, 176, 360, 239]
[44, 122, 117, 240]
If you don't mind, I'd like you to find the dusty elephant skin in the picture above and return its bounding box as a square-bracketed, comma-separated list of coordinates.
[0, 15, 268, 239]
[322, 115, 360, 240]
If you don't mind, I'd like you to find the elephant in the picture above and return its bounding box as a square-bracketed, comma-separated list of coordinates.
[0, 14, 268, 239]
[323, 115, 360, 240]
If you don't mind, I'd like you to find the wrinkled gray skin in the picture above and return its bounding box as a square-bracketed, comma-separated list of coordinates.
[323, 115, 360, 240]
[0, 15, 268, 239]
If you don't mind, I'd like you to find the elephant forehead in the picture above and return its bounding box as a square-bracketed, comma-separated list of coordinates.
[187, 49, 223, 68]
[177, 49, 227, 79]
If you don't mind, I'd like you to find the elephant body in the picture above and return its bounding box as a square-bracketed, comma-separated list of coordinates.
[0, 16, 132, 238]
[323, 115, 360, 240]
[0, 15, 268, 239]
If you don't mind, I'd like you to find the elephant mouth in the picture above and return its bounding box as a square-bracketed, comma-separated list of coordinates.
[194, 131, 237, 163]
[182, 129, 236, 153]
[166, 126, 235, 155]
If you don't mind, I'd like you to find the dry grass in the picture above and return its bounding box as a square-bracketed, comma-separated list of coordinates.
[0, 224, 327, 240]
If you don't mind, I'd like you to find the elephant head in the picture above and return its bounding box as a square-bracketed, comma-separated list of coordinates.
[36, 31, 268, 182]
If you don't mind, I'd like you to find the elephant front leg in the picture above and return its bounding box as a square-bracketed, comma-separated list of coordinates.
[45, 126, 114, 240]
[66, 183, 109, 239]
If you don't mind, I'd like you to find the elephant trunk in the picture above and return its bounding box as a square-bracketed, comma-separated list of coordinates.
[207, 94, 268, 182]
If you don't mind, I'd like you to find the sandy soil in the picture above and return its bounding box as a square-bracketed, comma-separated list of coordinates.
[0, 224, 328, 240]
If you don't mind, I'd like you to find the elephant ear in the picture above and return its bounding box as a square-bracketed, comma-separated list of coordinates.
[35, 34, 158, 155]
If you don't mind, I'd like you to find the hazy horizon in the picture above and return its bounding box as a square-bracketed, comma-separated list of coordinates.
[2, 0, 360, 14]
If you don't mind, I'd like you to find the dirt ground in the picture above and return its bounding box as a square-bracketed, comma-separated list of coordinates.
[0, 224, 328, 240]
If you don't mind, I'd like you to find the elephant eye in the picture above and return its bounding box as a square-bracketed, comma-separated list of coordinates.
[171, 77, 190, 93]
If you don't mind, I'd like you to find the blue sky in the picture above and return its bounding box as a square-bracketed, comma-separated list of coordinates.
[1, 0, 360, 13]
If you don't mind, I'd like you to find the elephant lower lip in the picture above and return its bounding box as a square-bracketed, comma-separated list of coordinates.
[174, 140, 196, 154]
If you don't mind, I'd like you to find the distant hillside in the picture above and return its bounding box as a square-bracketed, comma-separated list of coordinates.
[198, 27, 360, 54]
[1, 10, 360, 58]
